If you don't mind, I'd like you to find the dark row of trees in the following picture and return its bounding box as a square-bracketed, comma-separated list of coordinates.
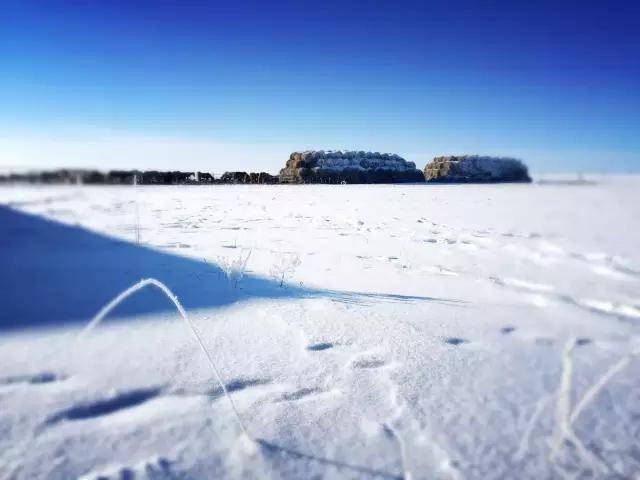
[0, 169, 278, 185]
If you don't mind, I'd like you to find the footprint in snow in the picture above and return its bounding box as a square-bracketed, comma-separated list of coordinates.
[500, 326, 517, 335]
[576, 337, 592, 346]
[171, 377, 272, 399]
[0, 371, 67, 386]
[306, 342, 334, 351]
[207, 377, 271, 400]
[273, 387, 328, 402]
[45, 386, 163, 425]
[444, 337, 468, 346]
[351, 357, 387, 369]
[78, 455, 174, 480]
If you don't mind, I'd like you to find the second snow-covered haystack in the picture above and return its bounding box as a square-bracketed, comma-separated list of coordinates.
[279, 150, 425, 184]
[424, 155, 531, 183]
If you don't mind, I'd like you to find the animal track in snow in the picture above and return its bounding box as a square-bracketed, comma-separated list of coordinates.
[444, 337, 468, 346]
[569, 251, 639, 274]
[608, 260, 640, 280]
[171, 377, 272, 400]
[501, 230, 543, 239]
[351, 356, 388, 369]
[155, 242, 191, 249]
[559, 295, 640, 322]
[421, 265, 459, 276]
[45, 387, 163, 425]
[0, 371, 67, 386]
[490, 276, 554, 293]
[490, 274, 640, 323]
[78, 455, 175, 480]
[207, 377, 272, 400]
[500, 326, 516, 335]
[307, 342, 334, 351]
[274, 387, 335, 403]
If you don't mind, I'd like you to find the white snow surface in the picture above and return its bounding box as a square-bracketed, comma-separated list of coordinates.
[1, 176, 640, 479]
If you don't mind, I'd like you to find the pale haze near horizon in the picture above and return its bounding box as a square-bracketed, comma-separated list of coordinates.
[2, 131, 638, 175]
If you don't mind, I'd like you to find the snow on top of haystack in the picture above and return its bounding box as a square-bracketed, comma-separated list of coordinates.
[432, 155, 526, 167]
[453, 156, 526, 175]
[292, 150, 417, 172]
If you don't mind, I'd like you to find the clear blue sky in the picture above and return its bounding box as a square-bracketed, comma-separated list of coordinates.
[1, 0, 639, 173]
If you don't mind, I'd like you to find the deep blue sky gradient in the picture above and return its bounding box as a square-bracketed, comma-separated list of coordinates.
[1, 0, 639, 172]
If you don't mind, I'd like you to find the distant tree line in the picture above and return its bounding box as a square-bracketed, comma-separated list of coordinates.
[0, 154, 532, 185]
[0, 169, 279, 185]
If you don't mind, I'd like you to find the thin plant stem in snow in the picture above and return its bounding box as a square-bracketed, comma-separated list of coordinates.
[79, 278, 252, 441]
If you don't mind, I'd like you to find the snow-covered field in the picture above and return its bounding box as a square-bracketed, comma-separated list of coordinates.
[1, 177, 639, 479]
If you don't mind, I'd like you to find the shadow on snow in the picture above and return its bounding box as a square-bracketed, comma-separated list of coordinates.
[0, 206, 462, 332]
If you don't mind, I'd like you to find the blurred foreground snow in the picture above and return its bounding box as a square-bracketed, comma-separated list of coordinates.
[1, 177, 639, 479]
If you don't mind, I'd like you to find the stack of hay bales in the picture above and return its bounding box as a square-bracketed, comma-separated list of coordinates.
[279, 150, 425, 184]
[424, 156, 531, 183]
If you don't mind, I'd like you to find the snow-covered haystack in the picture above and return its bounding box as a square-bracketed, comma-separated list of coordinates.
[424, 155, 531, 183]
[279, 150, 425, 184]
